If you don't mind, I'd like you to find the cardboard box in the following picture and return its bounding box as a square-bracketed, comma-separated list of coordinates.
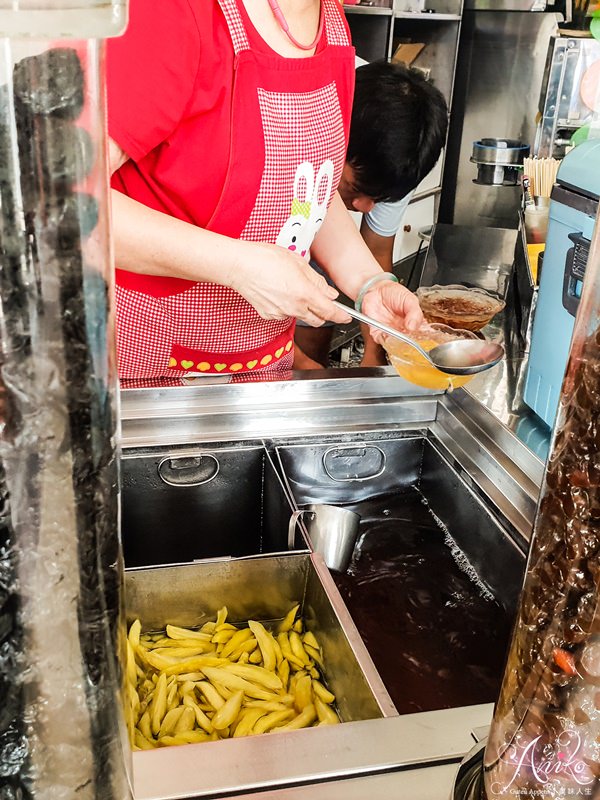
[391, 42, 426, 65]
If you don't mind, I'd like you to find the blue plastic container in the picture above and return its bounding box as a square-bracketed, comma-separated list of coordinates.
[524, 139, 600, 428]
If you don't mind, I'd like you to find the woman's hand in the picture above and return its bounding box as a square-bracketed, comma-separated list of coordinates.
[361, 279, 424, 343]
[111, 175, 353, 328]
[229, 241, 351, 327]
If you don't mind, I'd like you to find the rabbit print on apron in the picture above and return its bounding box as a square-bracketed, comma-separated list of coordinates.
[276, 160, 335, 258]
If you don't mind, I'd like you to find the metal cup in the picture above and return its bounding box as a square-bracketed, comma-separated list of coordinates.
[288, 504, 361, 573]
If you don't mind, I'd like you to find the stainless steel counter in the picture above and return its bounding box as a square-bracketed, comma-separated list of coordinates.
[118, 219, 553, 799]
[120, 365, 543, 800]
[467, 356, 551, 462]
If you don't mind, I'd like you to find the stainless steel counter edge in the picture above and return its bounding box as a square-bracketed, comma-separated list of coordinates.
[119, 372, 439, 449]
[434, 391, 543, 541]
[119, 373, 543, 539]
[232, 762, 462, 800]
[450, 389, 545, 488]
[132, 702, 493, 800]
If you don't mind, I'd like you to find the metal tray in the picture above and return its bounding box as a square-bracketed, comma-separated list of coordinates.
[127, 553, 398, 799]
[125, 553, 394, 723]
[275, 432, 526, 715]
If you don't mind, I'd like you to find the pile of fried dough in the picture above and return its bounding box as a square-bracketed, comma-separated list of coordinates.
[125, 604, 339, 750]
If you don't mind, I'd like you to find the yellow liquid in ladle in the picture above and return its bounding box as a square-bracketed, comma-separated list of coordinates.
[386, 339, 475, 391]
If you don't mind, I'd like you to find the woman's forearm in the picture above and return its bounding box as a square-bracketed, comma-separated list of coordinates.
[110, 188, 349, 326]
[111, 189, 241, 286]
[310, 191, 385, 299]
[108, 135, 243, 285]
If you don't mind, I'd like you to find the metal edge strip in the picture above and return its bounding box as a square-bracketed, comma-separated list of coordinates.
[432, 398, 541, 540]
[132, 703, 494, 799]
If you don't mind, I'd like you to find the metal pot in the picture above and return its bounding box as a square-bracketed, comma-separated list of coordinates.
[471, 138, 530, 186]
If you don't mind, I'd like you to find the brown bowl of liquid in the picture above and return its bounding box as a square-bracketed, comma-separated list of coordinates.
[416, 285, 505, 333]
[383, 323, 480, 391]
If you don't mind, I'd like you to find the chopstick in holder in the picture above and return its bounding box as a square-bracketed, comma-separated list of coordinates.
[522, 156, 560, 199]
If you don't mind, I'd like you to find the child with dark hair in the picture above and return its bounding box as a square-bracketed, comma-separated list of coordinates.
[295, 59, 448, 368]
[345, 59, 449, 206]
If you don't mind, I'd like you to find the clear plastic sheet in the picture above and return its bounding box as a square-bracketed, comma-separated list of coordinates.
[0, 1, 127, 39]
[483, 218, 600, 798]
[0, 42, 131, 799]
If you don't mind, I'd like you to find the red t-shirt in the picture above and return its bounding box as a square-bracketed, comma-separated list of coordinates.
[107, 0, 233, 228]
[106, 0, 330, 231]
[107, 0, 354, 382]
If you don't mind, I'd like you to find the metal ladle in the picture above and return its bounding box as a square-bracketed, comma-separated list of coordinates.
[334, 301, 504, 376]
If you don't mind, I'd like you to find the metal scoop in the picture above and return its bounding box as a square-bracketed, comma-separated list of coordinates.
[334, 301, 504, 376]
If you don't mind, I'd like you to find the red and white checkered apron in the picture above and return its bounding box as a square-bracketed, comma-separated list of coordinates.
[116, 0, 354, 380]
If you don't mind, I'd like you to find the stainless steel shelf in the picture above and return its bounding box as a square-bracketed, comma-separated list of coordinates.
[394, 11, 462, 19]
[344, 5, 394, 14]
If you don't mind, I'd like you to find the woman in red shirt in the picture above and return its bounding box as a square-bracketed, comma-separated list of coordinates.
[106, 0, 423, 381]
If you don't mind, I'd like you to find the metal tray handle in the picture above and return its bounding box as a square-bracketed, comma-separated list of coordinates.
[157, 454, 220, 487]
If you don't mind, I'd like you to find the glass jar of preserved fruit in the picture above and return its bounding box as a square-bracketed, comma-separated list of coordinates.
[482, 212, 600, 799]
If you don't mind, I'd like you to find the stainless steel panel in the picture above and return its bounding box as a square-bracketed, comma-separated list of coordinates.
[121, 443, 298, 567]
[392, 17, 462, 105]
[119, 375, 439, 449]
[126, 555, 309, 631]
[231, 762, 461, 799]
[304, 555, 397, 719]
[419, 437, 525, 611]
[432, 393, 540, 541]
[450, 386, 545, 487]
[132, 704, 493, 799]
[441, 11, 559, 228]
[418, 223, 517, 296]
[275, 434, 425, 505]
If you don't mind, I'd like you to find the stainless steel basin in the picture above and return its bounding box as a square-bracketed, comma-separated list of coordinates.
[275, 432, 524, 615]
[119, 376, 542, 799]
[121, 444, 301, 567]
[275, 433, 525, 714]
[126, 554, 393, 724]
